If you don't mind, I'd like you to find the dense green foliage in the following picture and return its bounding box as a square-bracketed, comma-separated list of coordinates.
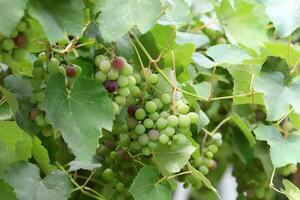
[1, 0, 300, 200]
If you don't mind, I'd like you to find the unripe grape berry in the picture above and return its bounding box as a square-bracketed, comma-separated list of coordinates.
[119, 134, 130, 147]
[13, 33, 26, 48]
[149, 112, 160, 121]
[204, 158, 214, 168]
[160, 111, 169, 118]
[194, 157, 204, 167]
[112, 57, 126, 70]
[127, 117, 137, 129]
[130, 86, 140, 97]
[135, 108, 146, 120]
[178, 104, 189, 114]
[107, 69, 119, 80]
[115, 182, 125, 192]
[205, 151, 214, 158]
[38, 52, 47, 61]
[133, 73, 142, 83]
[135, 124, 145, 135]
[167, 115, 178, 127]
[164, 127, 175, 136]
[58, 66, 66, 75]
[17, 21, 27, 32]
[159, 134, 169, 144]
[148, 141, 158, 149]
[121, 63, 133, 76]
[105, 80, 118, 93]
[188, 112, 199, 124]
[173, 133, 186, 144]
[145, 101, 157, 113]
[112, 102, 119, 113]
[153, 98, 163, 110]
[156, 118, 168, 130]
[143, 68, 152, 79]
[118, 87, 130, 97]
[13, 48, 26, 61]
[115, 96, 126, 105]
[138, 134, 149, 146]
[148, 129, 160, 141]
[127, 76, 136, 86]
[2, 39, 14, 51]
[117, 75, 129, 87]
[95, 71, 107, 82]
[142, 146, 151, 156]
[178, 115, 191, 127]
[161, 93, 171, 104]
[29, 108, 40, 120]
[99, 60, 111, 72]
[36, 91, 45, 102]
[47, 62, 60, 75]
[73, 65, 82, 77]
[208, 144, 218, 154]
[66, 66, 77, 78]
[199, 165, 209, 175]
[148, 73, 159, 84]
[35, 114, 47, 127]
[102, 168, 114, 181]
[143, 118, 154, 128]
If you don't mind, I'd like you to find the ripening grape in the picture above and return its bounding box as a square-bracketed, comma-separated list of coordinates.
[130, 86, 140, 97]
[112, 57, 126, 70]
[108, 69, 119, 80]
[99, 60, 111, 72]
[143, 118, 154, 129]
[94, 55, 106, 67]
[178, 104, 189, 114]
[159, 134, 169, 144]
[135, 108, 146, 120]
[105, 80, 118, 93]
[2, 39, 14, 51]
[188, 112, 199, 124]
[95, 71, 107, 82]
[127, 76, 136, 86]
[204, 158, 214, 168]
[148, 74, 159, 84]
[145, 101, 157, 113]
[47, 61, 60, 75]
[167, 115, 178, 127]
[118, 87, 130, 97]
[178, 115, 191, 127]
[13, 33, 26, 48]
[135, 124, 145, 135]
[161, 93, 171, 104]
[121, 63, 133, 76]
[117, 75, 129, 87]
[127, 117, 137, 129]
[138, 134, 149, 146]
[73, 65, 82, 77]
[156, 118, 168, 130]
[66, 66, 77, 78]
[127, 105, 137, 117]
[148, 129, 159, 141]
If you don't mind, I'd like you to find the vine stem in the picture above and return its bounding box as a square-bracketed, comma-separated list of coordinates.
[72, 171, 94, 192]
[171, 50, 177, 113]
[208, 66, 216, 101]
[155, 171, 192, 185]
[0, 97, 6, 106]
[269, 168, 285, 194]
[274, 108, 294, 128]
[124, 149, 146, 166]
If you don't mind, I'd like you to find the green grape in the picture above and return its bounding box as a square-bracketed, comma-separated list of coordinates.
[112, 102, 119, 113]
[156, 118, 168, 130]
[173, 133, 186, 144]
[138, 134, 149, 146]
[99, 60, 111, 72]
[153, 98, 163, 110]
[119, 134, 130, 147]
[102, 168, 114, 181]
[47, 61, 60, 75]
[133, 73, 142, 84]
[17, 21, 27, 32]
[149, 112, 160, 121]
[199, 165, 209, 175]
[2, 39, 14, 51]
[178, 115, 191, 127]
[32, 67, 44, 78]
[145, 101, 157, 113]
[204, 158, 214, 168]
[73, 64, 82, 77]
[167, 115, 178, 127]
[115, 182, 125, 192]
[115, 96, 126, 105]
[118, 87, 130, 97]
[148, 73, 159, 84]
[159, 134, 169, 144]
[53, 129, 62, 140]
[117, 75, 129, 87]
[161, 93, 171, 104]
[41, 126, 53, 137]
[212, 132, 222, 145]
[130, 86, 140, 97]
[35, 114, 47, 126]
[160, 111, 169, 118]
[193, 178, 203, 189]
[142, 146, 151, 156]
[95, 71, 107, 82]
[188, 112, 199, 124]
[108, 69, 119, 80]
[127, 117, 137, 129]
[194, 157, 204, 167]
[94, 55, 106, 67]
[148, 141, 158, 149]
[33, 59, 43, 68]
[178, 104, 189, 114]
[12, 48, 26, 61]
[135, 124, 145, 135]
[129, 141, 141, 151]
[164, 127, 175, 136]
[38, 52, 47, 61]
[36, 91, 45, 102]
[58, 66, 66, 75]
[135, 108, 146, 120]
[110, 151, 117, 159]
[50, 57, 60, 65]
[127, 76, 136, 86]
[121, 63, 133, 76]
[143, 118, 154, 129]
[208, 144, 218, 154]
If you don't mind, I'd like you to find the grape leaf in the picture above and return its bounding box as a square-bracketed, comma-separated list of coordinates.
[254, 72, 300, 121]
[289, 112, 300, 130]
[192, 52, 215, 69]
[0, 102, 12, 121]
[232, 113, 256, 147]
[0, 179, 17, 200]
[176, 32, 209, 48]
[3, 162, 72, 200]
[281, 179, 300, 200]
[0, 121, 32, 173]
[0, 0, 28, 36]
[129, 166, 171, 200]
[262, 0, 300, 37]
[42, 74, 115, 163]
[28, 0, 85, 43]
[150, 24, 176, 52]
[253, 125, 300, 167]
[68, 161, 101, 172]
[0, 85, 18, 115]
[153, 141, 196, 173]
[98, 0, 161, 42]
[216, 0, 268, 51]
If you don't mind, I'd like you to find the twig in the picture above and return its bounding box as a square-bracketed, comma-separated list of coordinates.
[171, 50, 177, 113]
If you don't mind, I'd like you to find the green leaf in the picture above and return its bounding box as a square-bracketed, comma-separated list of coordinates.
[0, 179, 17, 200]
[0, 0, 28, 36]
[3, 162, 72, 200]
[98, 0, 161, 41]
[0, 121, 32, 173]
[68, 161, 101, 172]
[192, 52, 215, 69]
[281, 179, 300, 200]
[231, 113, 256, 147]
[262, 0, 300, 37]
[129, 166, 171, 200]
[42, 74, 115, 163]
[253, 125, 300, 167]
[176, 32, 209, 48]
[0, 102, 12, 121]
[32, 137, 56, 174]
[150, 24, 176, 52]
[289, 112, 300, 130]
[216, 0, 268, 51]
[153, 141, 196, 173]
[0, 85, 18, 114]
[28, 0, 85, 43]
[254, 72, 300, 121]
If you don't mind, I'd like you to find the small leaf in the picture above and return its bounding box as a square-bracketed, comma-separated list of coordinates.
[281, 179, 300, 200]
[42, 74, 115, 163]
[253, 125, 300, 167]
[0, 86, 18, 115]
[232, 113, 256, 147]
[3, 162, 73, 200]
[153, 141, 196, 173]
[0, 179, 17, 200]
[150, 24, 176, 52]
[129, 166, 171, 200]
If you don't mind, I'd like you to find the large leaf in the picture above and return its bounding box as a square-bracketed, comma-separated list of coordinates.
[98, 0, 161, 41]
[42, 74, 115, 163]
[262, 0, 300, 37]
[253, 125, 300, 167]
[28, 0, 85, 43]
[153, 141, 196, 173]
[3, 162, 72, 200]
[176, 32, 209, 48]
[0, 0, 28, 36]
[129, 166, 171, 200]
[150, 24, 176, 52]
[0, 179, 17, 200]
[254, 72, 300, 121]
[281, 179, 300, 200]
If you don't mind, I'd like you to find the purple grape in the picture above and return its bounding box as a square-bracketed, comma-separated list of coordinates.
[127, 105, 137, 116]
[105, 80, 118, 93]
[148, 129, 160, 141]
